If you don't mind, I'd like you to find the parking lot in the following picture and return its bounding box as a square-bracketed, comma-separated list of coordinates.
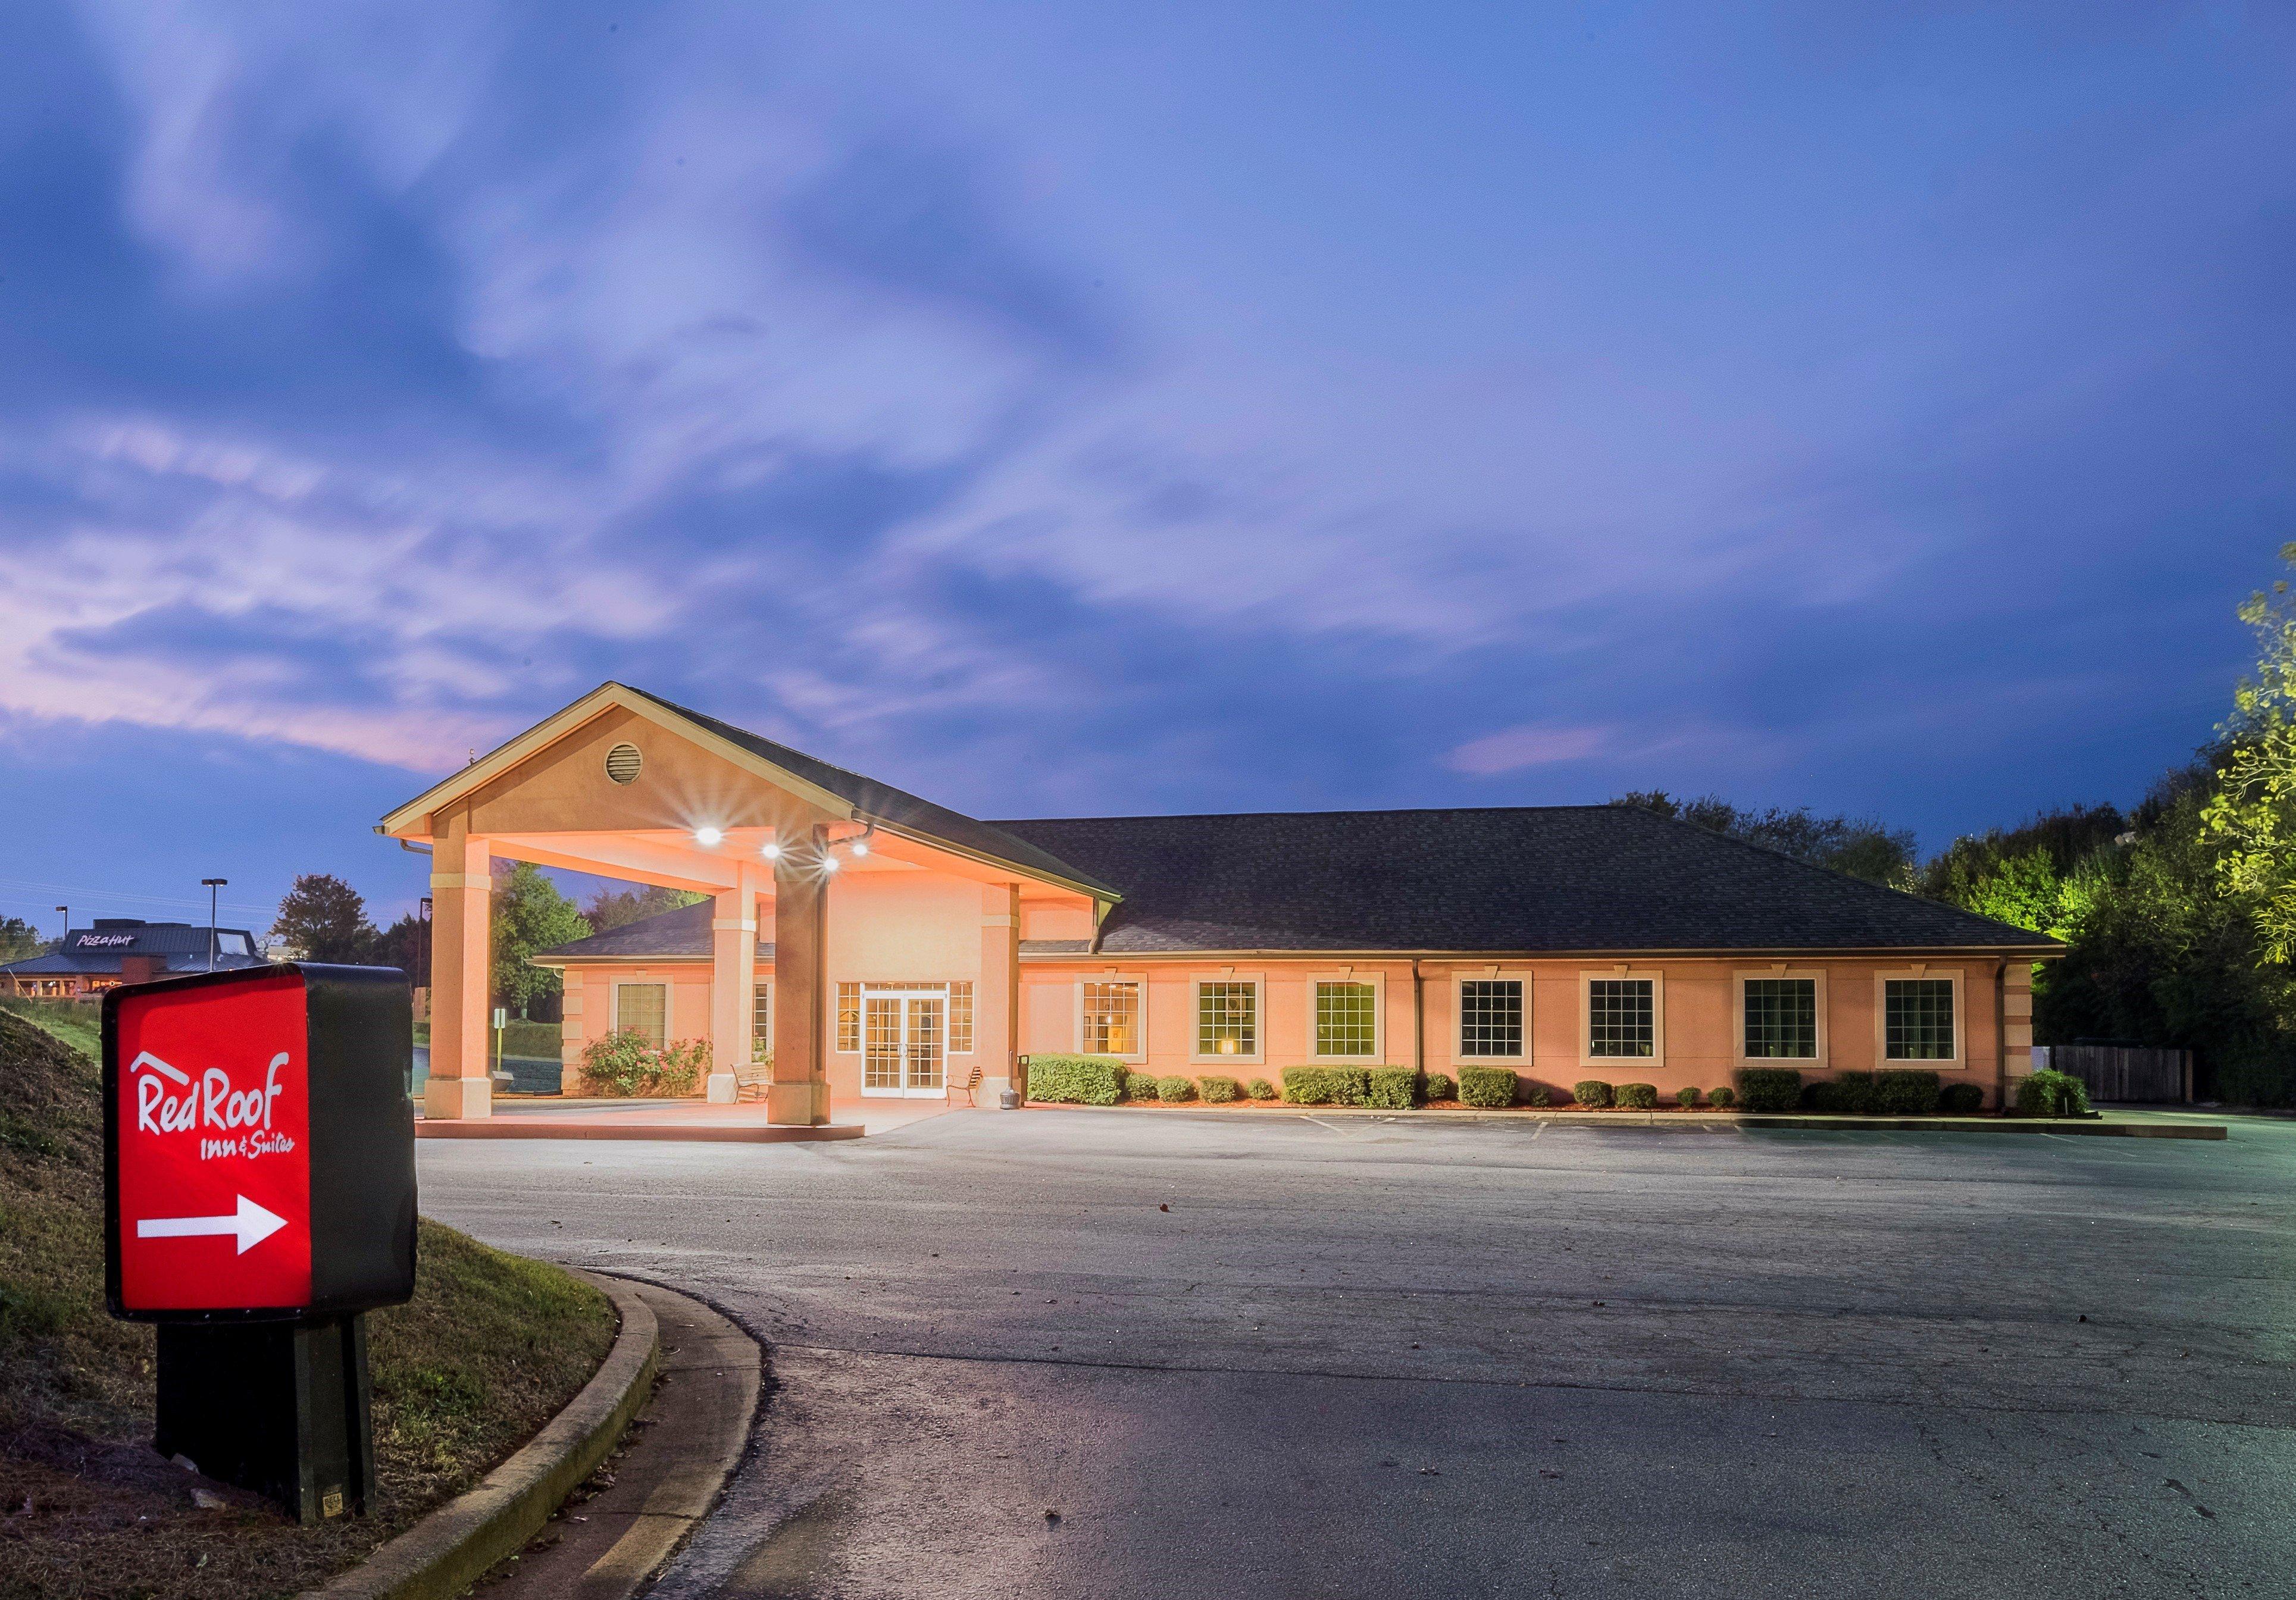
[419, 1110, 2296, 1598]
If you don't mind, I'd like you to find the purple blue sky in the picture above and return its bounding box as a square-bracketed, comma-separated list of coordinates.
[4, 2, 2293, 936]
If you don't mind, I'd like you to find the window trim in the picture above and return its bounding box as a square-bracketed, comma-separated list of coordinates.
[835, 981, 861, 1053]
[1453, 968, 1532, 1064]
[1733, 967, 1828, 1068]
[1875, 967, 1963, 1067]
[1579, 967, 1664, 1069]
[752, 979, 772, 1063]
[1190, 973, 1265, 1066]
[1074, 973, 1148, 1063]
[1307, 971, 1385, 1063]
[612, 979, 670, 1049]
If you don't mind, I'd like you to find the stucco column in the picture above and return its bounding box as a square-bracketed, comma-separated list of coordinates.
[1998, 959, 2034, 1109]
[767, 826, 831, 1126]
[978, 884, 1020, 1107]
[707, 863, 761, 1104]
[424, 818, 492, 1120]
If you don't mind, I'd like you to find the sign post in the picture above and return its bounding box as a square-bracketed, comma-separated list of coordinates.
[104, 964, 416, 1523]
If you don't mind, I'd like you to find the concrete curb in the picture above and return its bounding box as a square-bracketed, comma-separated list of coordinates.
[303, 1277, 662, 1600]
[1028, 1103, 2228, 1138]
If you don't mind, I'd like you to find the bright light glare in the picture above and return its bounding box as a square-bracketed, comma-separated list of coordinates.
[761, 842, 782, 860]
[821, 853, 841, 872]
[695, 826, 724, 847]
[850, 839, 869, 857]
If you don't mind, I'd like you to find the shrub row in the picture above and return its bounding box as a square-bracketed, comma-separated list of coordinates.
[2015, 1068, 2089, 1116]
[1030, 1062, 2001, 1115]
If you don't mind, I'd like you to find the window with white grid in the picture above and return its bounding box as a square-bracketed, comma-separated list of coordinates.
[1742, 978, 1816, 1059]
[1082, 981, 1141, 1056]
[1315, 982, 1377, 1058]
[1458, 979, 1524, 1058]
[836, 982, 861, 1052]
[1196, 982, 1258, 1057]
[615, 983, 667, 1048]
[949, 981, 974, 1052]
[1587, 978, 1654, 1058]
[752, 982, 772, 1060]
[1884, 978, 1955, 1060]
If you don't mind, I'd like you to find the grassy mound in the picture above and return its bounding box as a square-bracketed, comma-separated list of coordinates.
[0, 1007, 618, 1599]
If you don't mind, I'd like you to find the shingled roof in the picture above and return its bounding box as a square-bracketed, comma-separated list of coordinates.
[988, 806, 2060, 956]
[533, 804, 2057, 962]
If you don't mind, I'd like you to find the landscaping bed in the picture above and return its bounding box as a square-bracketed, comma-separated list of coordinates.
[0, 1007, 617, 1600]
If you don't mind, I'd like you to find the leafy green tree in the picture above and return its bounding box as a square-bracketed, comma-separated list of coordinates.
[2206, 543, 2296, 962]
[1612, 791, 1918, 888]
[372, 911, 430, 985]
[272, 873, 378, 962]
[583, 882, 706, 933]
[1918, 803, 2127, 942]
[0, 916, 48, 962]
[492, 862, 590, 1017]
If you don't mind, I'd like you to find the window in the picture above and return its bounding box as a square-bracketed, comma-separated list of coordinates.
[1885, 978, 1956, 1060]
[836, 982, 861, 1052]
[1315, 982, 1377, 1058]
[1587, 979, 1653, 1059]
[1743, 978, 1817, 1059]
[1083, 980, 1141, 1056]
[1197, 982, 1258, 1058]
[1459, 979, 1524, 1058]
[615, 983, 667, 1048]
[949, 981, 974, 1053]
[752, 982, 772, 1061]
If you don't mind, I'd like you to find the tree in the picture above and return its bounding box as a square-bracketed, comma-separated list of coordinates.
[372, 911, 430, 985]
[492, 862, 590, 1017]
[0, 916, 48, 963]
[1917, 803, 2128, 943]
[1611, 791, 1919, 888]
[583, 882, 706, 933]
[272, 874, 378, 962]
[2206, 542, 2296, 962]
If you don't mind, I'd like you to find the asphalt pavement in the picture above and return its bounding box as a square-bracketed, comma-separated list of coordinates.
[417, 1108, 2296, 1598]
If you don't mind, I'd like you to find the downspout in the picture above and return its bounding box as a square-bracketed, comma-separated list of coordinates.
[1412, 959, 1425, 1079]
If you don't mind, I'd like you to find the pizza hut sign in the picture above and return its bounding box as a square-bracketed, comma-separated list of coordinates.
[80, 933, 139, 947]
[104, 965, 415, 1322]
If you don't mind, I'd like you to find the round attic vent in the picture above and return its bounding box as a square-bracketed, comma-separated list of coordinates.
[604, 743, 643, 785]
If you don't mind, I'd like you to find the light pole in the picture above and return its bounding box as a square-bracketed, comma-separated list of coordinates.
[201, 879, 227, 972]
[54, 905, 67, 944]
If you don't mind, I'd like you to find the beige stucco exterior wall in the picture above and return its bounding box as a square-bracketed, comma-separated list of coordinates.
[1019, 955, 2013, 1104]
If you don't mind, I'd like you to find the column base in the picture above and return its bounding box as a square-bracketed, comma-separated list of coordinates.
[765, 1080, 830, 1126]
[423, 1076, 492, 1120]
[705, 1072, 738, 1105]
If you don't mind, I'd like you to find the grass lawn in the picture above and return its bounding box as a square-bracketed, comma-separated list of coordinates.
[0, 1007, 617, 1600]
[412, 1017, 560, 1059]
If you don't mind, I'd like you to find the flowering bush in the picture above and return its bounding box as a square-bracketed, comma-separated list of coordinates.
[581, 1031, 710, 1097]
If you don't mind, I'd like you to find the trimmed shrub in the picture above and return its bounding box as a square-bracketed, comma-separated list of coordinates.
[1025, 1054, 1127, 1106]
[1708, 1085, 1737, 1109]
[1123, 1070, 1162, 1101]
[2016, 1068, 2091, 1117]
[1246, 1077, 1278, 1101]
[1424, 1072, 1456, 1103]
[1676, 1085, 1702, 1109]
[1156, 1075, 1197, 1104]
[1939, 1081, 1985, 1114]
[1457, 1066, 1518, 1107]
[1735, 1067, 1803, 1113]
[1875, 1069, 1942, 1116]
[1282, 1066, 1371, 1106]
[1832, 1071, 1880, 1115]
[1199, 1075, 1241, 1104]
[1615, 1082, 1657, 1110]
[582, 1031, 708, 1097]
[1366, 1067, 1419, 1109]
[1573, 1079, 1614, 1110]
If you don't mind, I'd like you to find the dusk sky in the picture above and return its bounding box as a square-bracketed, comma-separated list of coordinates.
[4, 2, 2293, 937]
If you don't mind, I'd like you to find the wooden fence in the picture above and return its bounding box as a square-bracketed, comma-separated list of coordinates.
[2032, 1044, 2192, 1104]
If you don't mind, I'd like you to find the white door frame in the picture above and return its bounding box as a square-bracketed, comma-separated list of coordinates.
[860, 985, 947, 1098]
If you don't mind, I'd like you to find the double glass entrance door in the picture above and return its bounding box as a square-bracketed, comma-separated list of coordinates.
[862, 989, 946, 1098]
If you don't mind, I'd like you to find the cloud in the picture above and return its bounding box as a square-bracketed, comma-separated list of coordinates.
[1446, 724, 1612, 776]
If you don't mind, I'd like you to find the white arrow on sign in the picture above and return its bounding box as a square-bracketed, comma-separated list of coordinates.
[136, 1194, 289, 1255]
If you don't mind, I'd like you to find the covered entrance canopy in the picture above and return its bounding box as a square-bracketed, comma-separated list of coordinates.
[377, 683, 1118, 1123]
